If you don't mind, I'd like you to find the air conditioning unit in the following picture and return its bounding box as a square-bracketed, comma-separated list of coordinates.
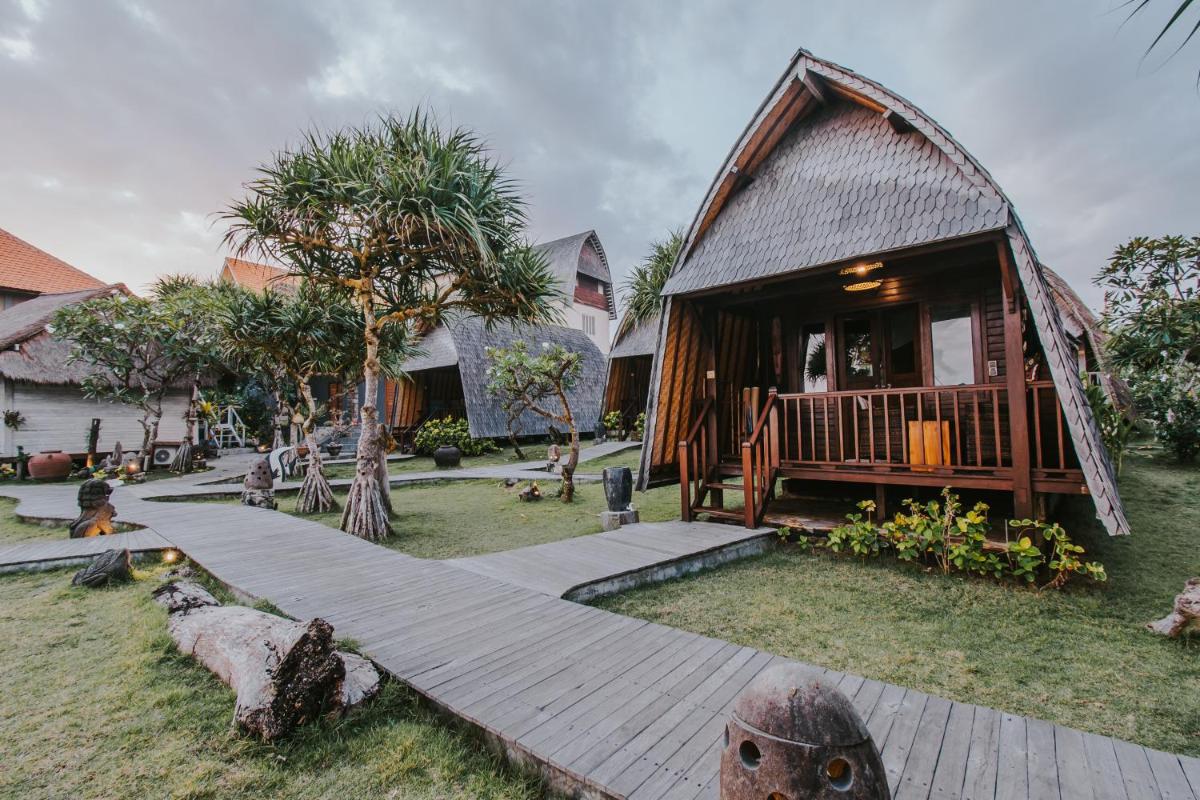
[152, 442, 179, 467]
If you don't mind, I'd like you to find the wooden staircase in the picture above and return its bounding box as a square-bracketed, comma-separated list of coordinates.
[680, 389, 780, 528]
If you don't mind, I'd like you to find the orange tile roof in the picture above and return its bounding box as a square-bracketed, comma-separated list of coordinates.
[220, 256, 300, 292]
[0, 227, 107, 295]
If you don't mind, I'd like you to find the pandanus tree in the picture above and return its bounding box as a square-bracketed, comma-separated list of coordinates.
[622, 229, 683, 325]
[223, 112, 560, 541]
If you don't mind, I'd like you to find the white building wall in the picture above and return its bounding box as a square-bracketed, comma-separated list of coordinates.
[558, 300, 611, 355]
[2, 382, 190, 456]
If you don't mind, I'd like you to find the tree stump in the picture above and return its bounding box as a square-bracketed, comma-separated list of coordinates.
[69, 478, 117, 538]
[72, 549, 133, 587]
[152, 581, 380, 739]
[1147, 577, 1200, 637]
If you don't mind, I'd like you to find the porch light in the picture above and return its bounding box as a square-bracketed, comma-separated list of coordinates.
[838, 261, 883, 277]
[843, 279, 883, 292]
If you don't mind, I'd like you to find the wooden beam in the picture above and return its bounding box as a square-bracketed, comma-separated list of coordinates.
[801, 69, 829, 105]
[884, 109, 915, 134]
[996, 239, 1034, 519]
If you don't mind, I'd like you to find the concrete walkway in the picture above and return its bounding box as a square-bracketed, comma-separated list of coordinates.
[1, 463, 1196, 799]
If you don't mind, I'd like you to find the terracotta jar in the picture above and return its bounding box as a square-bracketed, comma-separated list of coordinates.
[28, 450, 73, 481]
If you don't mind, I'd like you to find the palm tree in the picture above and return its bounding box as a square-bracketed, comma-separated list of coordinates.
[622, 229, 683, 325]
[223, 112, 560, 541]
[1126, 1, 1199, 70]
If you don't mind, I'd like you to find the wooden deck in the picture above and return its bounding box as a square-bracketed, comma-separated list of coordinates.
[0, 473, 1196, 799]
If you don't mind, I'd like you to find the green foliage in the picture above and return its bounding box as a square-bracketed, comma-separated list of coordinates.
[1083, 376, 1137, 474]
[3, 410, 24, 430]
[412, 416, 497, 457]
[622, 229, 683, 324]
[485, 341, 582, 426]
[602, 410, 623, 432]
[633, 412, 646, 440]
[823, 488, 1106, 590]
[1139, 362, 1200, 461]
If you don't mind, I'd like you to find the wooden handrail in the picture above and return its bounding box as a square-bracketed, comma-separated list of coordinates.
[678, 397, 715, 523]
[741, 389, 778, 528]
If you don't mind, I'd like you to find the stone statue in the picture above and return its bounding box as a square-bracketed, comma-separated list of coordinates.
[546, 443, 561, 473]
[241, 455, 277, 510]
[99, 441, 123, 472]
[69, 478, 116, 538]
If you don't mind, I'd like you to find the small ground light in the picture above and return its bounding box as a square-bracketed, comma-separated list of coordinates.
[162, 549, 181, 564]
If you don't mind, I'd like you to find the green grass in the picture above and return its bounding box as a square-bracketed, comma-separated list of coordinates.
[269, 477, 680, 560]
[0, 565, 542, 800]
[577, 445, 644, 473]
[321, 445, 554, 481]
[0, 497, 68, 545]
[596, 450, 1200, 755]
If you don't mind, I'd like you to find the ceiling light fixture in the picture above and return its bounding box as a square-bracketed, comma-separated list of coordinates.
[843, 279, 882, 292]
[838, 261, 884, 277]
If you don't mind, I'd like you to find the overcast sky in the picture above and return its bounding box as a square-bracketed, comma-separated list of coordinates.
[1, 0, 1197, 310]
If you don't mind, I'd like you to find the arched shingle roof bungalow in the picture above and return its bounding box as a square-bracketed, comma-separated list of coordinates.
[602, 310, 659, 428]
[640, 48, 1129, 536]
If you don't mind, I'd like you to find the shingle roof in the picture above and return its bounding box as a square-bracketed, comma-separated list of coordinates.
[608, 312, 659, 360]
[399, 324, 459, 372]
[0, 227, 107, 295]
[534, 230, 616, 318]
[219, 257, 299, 293]
[644, 48, 1129, 536]
[401, 316, 606, 439]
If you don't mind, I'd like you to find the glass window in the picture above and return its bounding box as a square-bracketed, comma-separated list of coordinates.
[801, 324, 827, 392]
[887, 306, 918, 376]
[842, 317, 874, 380]
[931, 303, 975, 385]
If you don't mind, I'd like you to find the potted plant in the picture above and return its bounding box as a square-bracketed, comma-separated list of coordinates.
[325, 441, 343, 458]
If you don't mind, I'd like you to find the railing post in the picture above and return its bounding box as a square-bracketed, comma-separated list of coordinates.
[741, 442, 755, 529]
[767, 390, 780, 470]
[679, 441, 692, 522]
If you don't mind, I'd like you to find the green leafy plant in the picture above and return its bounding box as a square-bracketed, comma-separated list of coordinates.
[413, 416, 497, 458]
[827, 501, 885, 559]
[1083, 376, 1137, 474]
[622, 229, 683, 325]
[633, 412, 646, 441]
[1140, 363, 1200, 461]
[602, 410, 623, 433]
[3, 410, 25, 430]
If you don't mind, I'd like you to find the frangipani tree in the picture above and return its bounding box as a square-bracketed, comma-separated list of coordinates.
[487, 342, 582, 502]
[223, 112, 560, 540]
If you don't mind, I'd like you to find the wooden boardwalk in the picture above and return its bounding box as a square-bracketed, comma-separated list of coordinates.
[0, 476, 1197, 799]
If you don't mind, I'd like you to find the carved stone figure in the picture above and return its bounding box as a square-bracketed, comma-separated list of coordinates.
[241, 455, 276, 510]
[1147, 577, 1200, 638]
[72, 549, 133, 588]
[69, 478, 116, 538]
[99, 441, 124, 472]
[518, 481, 542, 502]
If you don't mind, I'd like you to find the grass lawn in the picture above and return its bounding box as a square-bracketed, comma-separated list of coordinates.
[321, 444, 554, 481]
[576, 444, 644, 473]
[268, 476, 680, 560]
[597, 450, 1200, 756]
[0, 496, 67, 545]
[0, 565, 542, 800]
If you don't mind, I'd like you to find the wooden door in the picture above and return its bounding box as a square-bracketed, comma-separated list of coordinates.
[836, 305, 922, 389]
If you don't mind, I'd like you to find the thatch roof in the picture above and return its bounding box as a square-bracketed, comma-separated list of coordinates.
[1042, 265, 1103, 354]
[608, 311, 659, 360]
[534, 231, 617, 319]
[401, 316, 606, 439]
[643, 48, 1129, 536]
[0, 287, 128, 385]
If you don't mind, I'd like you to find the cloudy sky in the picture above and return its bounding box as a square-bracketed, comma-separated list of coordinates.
[1, 0, 1196, 310]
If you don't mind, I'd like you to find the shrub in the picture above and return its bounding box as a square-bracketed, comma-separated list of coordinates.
[602, 410, 623, 433]
[413, 416, 498, 457]
[823, 488, 1106, 590]
[1083, 377, 1136, 474]
[633, 412, 646, 440]
[1140, 363, 1200, 462]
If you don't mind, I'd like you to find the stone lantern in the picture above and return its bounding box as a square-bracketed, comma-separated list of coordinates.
[721, 664, 889, 799]
[241, 456, 276, 510]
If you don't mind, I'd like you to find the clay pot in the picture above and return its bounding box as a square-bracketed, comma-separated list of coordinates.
[603, 466, 633, 512]
[28, 450, 73, 481]
[433, 445, 462, 468]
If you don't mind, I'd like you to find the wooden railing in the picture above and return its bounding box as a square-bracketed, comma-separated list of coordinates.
[678, 396, 714, 522]
[772, 384, 1011, 472]
[740, 388, 779, 527]
[1028, 380, 1076, 473]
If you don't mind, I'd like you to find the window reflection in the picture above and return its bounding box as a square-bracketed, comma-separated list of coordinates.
[931, 303, 974, 385]
[887, 306, 917, 377]
[842, 317, 873, 379]
[801, 324, 827, 392]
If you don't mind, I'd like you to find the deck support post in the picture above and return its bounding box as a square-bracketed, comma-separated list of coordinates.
[702, 308, 722, 507]
[997, 240, 1034, 520]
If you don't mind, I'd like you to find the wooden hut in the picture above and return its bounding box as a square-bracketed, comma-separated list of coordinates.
[640, 49, 1129, 536]
[602, 311, 659, 429]
[386, 316, 606, 443]
[0, 287, 190, 458]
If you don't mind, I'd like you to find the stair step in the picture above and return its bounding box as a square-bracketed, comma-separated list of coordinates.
[693, 506, 745, 521]
[705, 481, 746, 491]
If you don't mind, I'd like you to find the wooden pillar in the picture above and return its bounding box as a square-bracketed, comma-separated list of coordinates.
[702, 308, 722, 507]
[996, 240, 1034, 519]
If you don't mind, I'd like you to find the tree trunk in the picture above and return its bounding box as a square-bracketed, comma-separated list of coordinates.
[559, 391, 578, 503]
[152, 581, 380, 740]
[375, 423, 392, 514]
[141, 415, 161, 473]
[341, 289, 391, 541]
[296, 381, 336, 515]
[272, 390, 286, 451]
[171, 383, 199, 473]
[1147, 577, 1200, 637]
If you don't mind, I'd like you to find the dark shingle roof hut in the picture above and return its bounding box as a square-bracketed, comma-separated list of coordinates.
[641, 48, 1129, 536]
[535, 230, 617, 319]
[608, 312, 660, 360]
[400, 317, 606, 439]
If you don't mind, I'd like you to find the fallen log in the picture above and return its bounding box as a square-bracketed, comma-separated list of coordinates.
[152, 581, 380, 740]
[1147, 577, 1200, 638]
[72, 549, 133, 587]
